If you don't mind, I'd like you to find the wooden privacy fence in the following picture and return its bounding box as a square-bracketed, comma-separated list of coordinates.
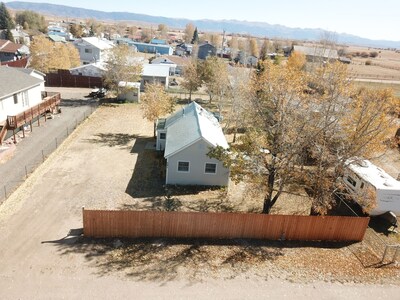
[45, 70, 103, 88]
[83, 209, 369, 242]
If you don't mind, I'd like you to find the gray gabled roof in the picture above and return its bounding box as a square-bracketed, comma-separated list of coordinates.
[0, 67, 44, 99]
[164, 102, 228, 158]
[293, 45, 338, 60]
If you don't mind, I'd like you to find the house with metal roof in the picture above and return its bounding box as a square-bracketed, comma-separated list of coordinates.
[150, 38, 167, 45]
[73, 37, 114, 64]
[292, 45, 338, 63]
[131, 41, 173, 55]
[141, 64, 170, 90]
[151, 55, 190, 75]
[156, 102, 229, 186]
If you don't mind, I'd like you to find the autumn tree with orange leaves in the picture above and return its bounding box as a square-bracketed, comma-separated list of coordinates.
[210, 54, 398, 214]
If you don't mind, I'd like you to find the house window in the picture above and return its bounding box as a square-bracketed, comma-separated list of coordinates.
[22, 91, 29, 107]
[160, 133, 166, 140]
[85, 48, 92, 53]
[178, 161, 189, 172]
[347, 176, 357, 187]
[13, 94, 18, 104]
[205, 163, 217, 174]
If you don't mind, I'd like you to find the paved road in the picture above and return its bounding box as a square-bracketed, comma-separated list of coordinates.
[0, 87, 97, 202]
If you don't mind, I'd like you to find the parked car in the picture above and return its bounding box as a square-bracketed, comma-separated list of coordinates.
[88, 87, 107, 98]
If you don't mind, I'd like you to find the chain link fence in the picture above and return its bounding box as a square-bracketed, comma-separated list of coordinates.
[0, 105, 97, 203]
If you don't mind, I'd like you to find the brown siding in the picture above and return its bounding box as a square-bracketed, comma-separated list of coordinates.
[83, 209, 369, 242]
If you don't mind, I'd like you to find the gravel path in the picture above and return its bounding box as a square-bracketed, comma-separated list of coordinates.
[0, 87, 96, 203]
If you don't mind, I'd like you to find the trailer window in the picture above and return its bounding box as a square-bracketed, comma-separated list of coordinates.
[360, 182, 364, 189]
[347, 176, 357, 187]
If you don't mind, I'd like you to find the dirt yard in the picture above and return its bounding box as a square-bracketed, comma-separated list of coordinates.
[0, 103, 399, 299]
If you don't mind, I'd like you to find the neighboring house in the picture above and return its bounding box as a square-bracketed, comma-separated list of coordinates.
[141, 64, 170, 90]
[156, 102, 229, 186]
[198, 42, 216, 60]
[69, 62, 106, 77]
[151, 55, 189, 75]
[150, 38, 167, 45]
[117, 81, 141, 102]
[0, 39, 29, 63]
[175, 43, 192, 56]
[73, 37, 114, 64]
[47, 24, 72, 41]
[10, 25, 30, 45]
[132, 42, 173, 55]
[0, 67, 45, 124]
[235, 51, 258, 67]
[292, 45, 338, 63]
[47, 34, 66, 43]
[115, 38, 138, 52]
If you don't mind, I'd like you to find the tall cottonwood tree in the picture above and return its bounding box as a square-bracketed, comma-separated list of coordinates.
[103, 44, 142, 92]
[29, 36, 80, 73]
[184, 23, 195, 43]
[140, 83, 175, 137]
[210, 56, 397, 214]
[181, 60, 202, 101]
[200, 56, 229, 105]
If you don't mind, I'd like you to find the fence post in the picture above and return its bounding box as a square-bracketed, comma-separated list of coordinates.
[3, 185, 6, 199]
[25, 165, 28, 178]
[55, 137, 58, 148]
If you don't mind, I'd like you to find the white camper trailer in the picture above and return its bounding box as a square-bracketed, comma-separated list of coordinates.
[343, 159, 400, 217]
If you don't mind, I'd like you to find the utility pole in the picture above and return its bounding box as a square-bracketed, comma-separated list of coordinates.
[221, 29, 226, 58]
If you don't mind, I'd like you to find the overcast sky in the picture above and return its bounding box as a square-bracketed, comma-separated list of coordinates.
[8, 0, 400, 41]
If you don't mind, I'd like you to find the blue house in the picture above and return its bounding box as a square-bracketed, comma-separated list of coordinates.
[150, 38, 167, 45]
[132, 42, 173, 55]
[198, 42, 216, 60]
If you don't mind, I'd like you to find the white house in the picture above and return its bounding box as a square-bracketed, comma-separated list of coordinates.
[0, 67, 45, 124]
[151, 55, 189, 75]
[156, 102, 229, 186]
[69, 62, 106, 77]
[141, 64, 170, 90]
[73, 37, 114, 64]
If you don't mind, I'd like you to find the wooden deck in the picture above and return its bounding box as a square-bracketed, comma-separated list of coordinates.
[0, 92, 61, 145]
[6, 92, 61, 130]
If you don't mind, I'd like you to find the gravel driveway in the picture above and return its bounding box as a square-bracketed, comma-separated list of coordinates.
[0, 87, 97, 202]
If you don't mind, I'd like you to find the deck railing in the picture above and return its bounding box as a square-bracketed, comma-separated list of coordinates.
[6, 92, 61, 130]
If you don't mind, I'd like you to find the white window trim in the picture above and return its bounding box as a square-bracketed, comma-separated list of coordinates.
[177, 161, 190, 173]
[204, 162, 217, 175]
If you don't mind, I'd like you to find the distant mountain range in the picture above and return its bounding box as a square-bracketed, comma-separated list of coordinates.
[6, 1, 400, 49]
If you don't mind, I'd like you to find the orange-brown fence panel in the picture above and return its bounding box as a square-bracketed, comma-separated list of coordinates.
[83, 209, 370, 242]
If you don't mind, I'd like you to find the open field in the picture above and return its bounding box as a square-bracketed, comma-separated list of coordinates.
[345, 45, 400, 80]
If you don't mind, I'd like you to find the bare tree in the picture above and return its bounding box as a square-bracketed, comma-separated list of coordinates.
[184, 23, 195, 43]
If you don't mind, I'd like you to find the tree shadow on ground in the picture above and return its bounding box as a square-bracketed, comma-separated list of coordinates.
[46, 231, 357, 283]
[84, 133, 146, 149]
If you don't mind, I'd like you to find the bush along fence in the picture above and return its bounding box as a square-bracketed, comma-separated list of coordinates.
[82, 209, 370, 242]
[0, 105, 97, 203]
